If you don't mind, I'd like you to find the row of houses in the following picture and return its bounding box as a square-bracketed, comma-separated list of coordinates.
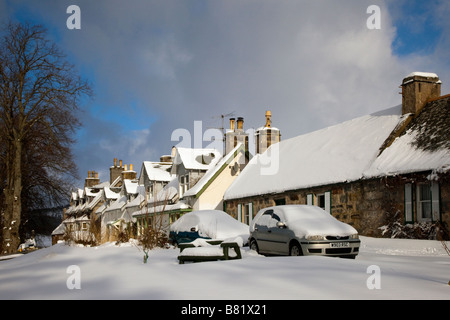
[53, 72, 450, 244]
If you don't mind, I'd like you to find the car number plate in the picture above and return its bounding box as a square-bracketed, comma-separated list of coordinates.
[330, 242, 350, 248]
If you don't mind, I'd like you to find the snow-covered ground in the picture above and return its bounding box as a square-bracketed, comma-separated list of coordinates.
[0, 236, 448, 300]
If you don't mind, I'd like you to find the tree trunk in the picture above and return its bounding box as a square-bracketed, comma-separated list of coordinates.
[2, 139, 22, 254]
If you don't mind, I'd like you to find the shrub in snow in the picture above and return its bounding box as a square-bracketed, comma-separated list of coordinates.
[380, 210, 449, 240]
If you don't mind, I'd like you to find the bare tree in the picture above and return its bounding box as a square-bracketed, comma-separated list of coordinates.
[139, 190, 171, 263]
[0, 22, 91, 254]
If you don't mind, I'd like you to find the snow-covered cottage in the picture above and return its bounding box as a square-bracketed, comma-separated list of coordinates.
[171, 147, 222, 199]
[182, 143, 248, 211]
[57, 171, 104, 243]
[224, 72, 450, 239]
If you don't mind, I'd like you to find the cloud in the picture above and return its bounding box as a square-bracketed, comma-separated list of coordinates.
[3, 0, 450, 186]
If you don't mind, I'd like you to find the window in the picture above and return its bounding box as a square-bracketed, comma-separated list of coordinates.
[317, 194, 325, 209]
[417, 183, 432, 221]
[306, 194, 313, 205]
[307, 192, 331, 213]
[404, 184, 413, 223]
[405, 182, 440, 223]
[275, 198, 286, 206]
[179, 174, 189, 197]
[238, 203, 253, 225]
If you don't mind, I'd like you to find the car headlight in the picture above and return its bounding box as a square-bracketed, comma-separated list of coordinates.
[350, 233, 359, 239]
[306, 235, 325, 241]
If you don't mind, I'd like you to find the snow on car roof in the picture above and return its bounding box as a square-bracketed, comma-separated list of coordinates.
[170, 210, 249, 241]
[251, 205, 357, 238]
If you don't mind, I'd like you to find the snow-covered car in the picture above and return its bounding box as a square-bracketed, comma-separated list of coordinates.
[169, 210, 249, 245]
[249, 205, 360, 258]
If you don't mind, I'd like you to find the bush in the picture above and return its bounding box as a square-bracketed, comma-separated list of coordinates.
[380, 210, 449, 240]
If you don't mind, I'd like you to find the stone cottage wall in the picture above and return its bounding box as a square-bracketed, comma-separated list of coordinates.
[225, 172, 450, 238]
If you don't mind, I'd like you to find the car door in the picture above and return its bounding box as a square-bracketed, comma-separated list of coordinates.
[266, 211, 290, 255]
[253, 209, 274, 253]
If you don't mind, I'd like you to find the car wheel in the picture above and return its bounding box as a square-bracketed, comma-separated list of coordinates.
[289, 242, 302, 256]
[250, 239, 259, 253]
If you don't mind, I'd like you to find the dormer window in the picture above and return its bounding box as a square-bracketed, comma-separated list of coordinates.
[179, 174, 189, 197]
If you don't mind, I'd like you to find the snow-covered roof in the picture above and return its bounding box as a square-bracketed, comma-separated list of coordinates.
[141, 161, 174, 182]
[124, 179, 139, 195]
[183, 143, 245, 198]
[365, 96, 450, 177]
[85, 187, 102, 198]
[224, 105, 406, 200]
[51, 222, 66, 235]
[172, 147, 221, 172]
[91, 181, 110, 189]
[104, 186, 120, 200]
[132, 200, 190, 217]
[124, 185, 146, 209]
[225, 99, 450, 201]
[104, 195, 127, 213]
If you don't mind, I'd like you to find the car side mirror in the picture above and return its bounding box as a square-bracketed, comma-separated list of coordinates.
[276, 221, 286, 228]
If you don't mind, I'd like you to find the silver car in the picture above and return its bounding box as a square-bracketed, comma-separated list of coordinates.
[249, 205, 360, 258]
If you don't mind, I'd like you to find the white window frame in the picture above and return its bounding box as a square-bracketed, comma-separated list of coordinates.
[238, 202, 253, 225]
[417, 183, 432, 222]
[324, 191, 331, 214]
[404, 183, 413, 223]
[431, 181, 440, 222]
[308, 192, 331, 213]
[306, 194, 313, 206]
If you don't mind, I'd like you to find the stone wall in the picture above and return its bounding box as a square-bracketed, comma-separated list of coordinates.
[225, 171, 449, 238]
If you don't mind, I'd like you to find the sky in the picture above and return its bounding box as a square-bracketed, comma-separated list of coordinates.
[1, 0, 449, 188]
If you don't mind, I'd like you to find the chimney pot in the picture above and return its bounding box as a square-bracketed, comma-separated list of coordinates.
[114, 158, 117, 167]
[88, 170, 91, 178]
[230, 118, 236, 131]
[265, 110, 272, 128]
[130, 163, 133, 171]
[119, 160, 123, 167]
[237, 117, 244, 130]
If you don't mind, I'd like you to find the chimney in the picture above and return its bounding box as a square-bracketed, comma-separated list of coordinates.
[401, 72, 441, 115]
[230, 118, 236, 132]
[122, 163, 137, 180]
[84, 170, 100, 188]
[110, 157, 124, 184]
[255, 110, 281, 154]
[160, 155, 172, 163]
[236, 117, 244, 131]
[225, 116, 248, 155]
[265, 110, 272, 128]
